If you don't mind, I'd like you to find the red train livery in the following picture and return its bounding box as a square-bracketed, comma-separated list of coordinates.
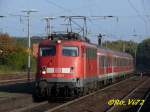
[34, 33, 134, 99]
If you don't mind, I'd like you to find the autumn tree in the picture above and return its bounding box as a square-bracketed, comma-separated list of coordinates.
[0, 33, 36, 72]
[0, 33, 16, 55]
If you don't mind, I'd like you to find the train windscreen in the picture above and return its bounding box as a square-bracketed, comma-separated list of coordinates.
[62, 46, 78, 56]
[40, 46, 56, 56]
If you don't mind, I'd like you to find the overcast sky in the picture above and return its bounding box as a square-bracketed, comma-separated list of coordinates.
[0, 0, 150, 42]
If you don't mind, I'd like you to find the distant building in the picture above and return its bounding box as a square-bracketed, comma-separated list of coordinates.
[32, 43, 39, 58]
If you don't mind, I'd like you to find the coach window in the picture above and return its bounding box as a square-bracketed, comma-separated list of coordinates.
[86, 48, 97, 58]
[40, 46, 56, 56]
[100, 56, 104, 67]
[104, 56, 107, 67]
[112, 57, 116, 66]
[117, 58, 120, 66]
[62, 46, 79, 56]
[106, 57, 109, 67]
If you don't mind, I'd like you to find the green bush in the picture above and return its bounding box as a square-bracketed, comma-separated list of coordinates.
[5, 52, 28, 71]
[1, 51, 36, 72]
[0, 34, 37, 73]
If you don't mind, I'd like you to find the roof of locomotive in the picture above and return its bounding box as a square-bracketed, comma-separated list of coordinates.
[39, 32, 133, 59]
[39, 32, 89, 45]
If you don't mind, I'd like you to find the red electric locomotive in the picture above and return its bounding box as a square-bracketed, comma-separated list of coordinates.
[34, 32, 134, 99]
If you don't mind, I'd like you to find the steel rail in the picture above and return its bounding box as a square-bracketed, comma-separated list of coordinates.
[105, 78, 150, 112]
[136, 90, 150, 112]
[45, 76, 136, 112]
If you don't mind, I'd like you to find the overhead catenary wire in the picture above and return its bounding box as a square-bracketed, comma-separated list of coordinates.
[0, 16, 6, 33]
[127, 0, 148, 35]
[43, 17, 56, 36]
[3, 0, 150, 42]
[22, 10, 38, 82]
[128, 0, 147, 22]
[43, 0, 108, 37]
[44, 0, 79, 16]
[141, 0, 150, 26]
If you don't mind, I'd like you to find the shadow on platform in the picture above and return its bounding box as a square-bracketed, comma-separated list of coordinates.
[0, 82, 34, 94]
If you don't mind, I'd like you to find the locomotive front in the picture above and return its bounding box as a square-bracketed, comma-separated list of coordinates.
[35, 37, 83, 98]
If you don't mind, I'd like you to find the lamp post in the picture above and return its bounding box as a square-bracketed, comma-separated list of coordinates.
[132, 34, 138, 66]
[22, 10, 38, 82]
[0, 16, 5, 33]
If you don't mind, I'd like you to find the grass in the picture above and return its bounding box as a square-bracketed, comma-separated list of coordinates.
[0, 65, 35, 75]
[0, 66, 17, 74]
[0, 65, 28, 74]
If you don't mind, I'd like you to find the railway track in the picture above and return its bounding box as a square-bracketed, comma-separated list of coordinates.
[105, 78, 150, 112]
[0, 78, 34, 85]
[6, 75, 147, 112]
[136, 90, 150, 112]
[0, 73, 35, 85]
[1, 75, 149, 112]
[43, 76, 149, 112]
[6, 77, 135, 112]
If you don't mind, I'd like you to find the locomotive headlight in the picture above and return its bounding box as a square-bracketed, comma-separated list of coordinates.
[41, 66, 47, 75]
[42, 70, 46, 75]
[57, 40, 61, 43]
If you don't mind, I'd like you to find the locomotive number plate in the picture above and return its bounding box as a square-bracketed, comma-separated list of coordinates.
[54, 68, 62, 73]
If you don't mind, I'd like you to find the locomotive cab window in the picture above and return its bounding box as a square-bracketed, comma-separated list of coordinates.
[62, 46, 79, 56]
[40, 46, 56, 56]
